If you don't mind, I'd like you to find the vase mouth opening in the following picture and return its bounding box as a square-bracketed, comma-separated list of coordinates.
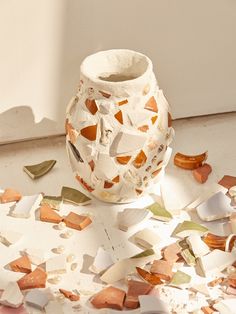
[81, 49, 152, 85]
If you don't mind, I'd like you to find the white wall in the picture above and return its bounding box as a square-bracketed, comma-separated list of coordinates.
[0, 0, 236, 143]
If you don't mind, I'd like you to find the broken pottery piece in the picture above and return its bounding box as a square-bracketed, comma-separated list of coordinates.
[146, 202, 172, 221]
[229, 185, 236, 197]
[67, 141, 84, 163]
[10, 194, 40, 218]
[17, 267, 47, 290]
[144, 96, 158, 113]
[214, 298, 236, 314]
[196, 249, 236, 277]
[172, 221, 208, 238]
[134, 228, 161, 249]
[61, 186, 91, 205]
[170, 270, 191, 286]
[139, 295, 170, 314]
[63, 212, 92, 230]
[40, 195, 62, 210]
[80, 124, 97, 141]
[136, 267, 163, 285]
[39, 204, 62, 224]
[114, 110, 123, 124]
[196, 191, 235, 222]
[0, 282, 23, 308]
[117, 208, 152, 232]
[180, 249, 196, 266]
[186, 234, 210, 258]
[45, 301, 64, 314]
[9, 255, 32, 273]
[174, 151, 207, 170]
[85, 98, 98, 115]
[24, 248, 47, 265]
[228, 273, 236, 288]
[0, 230, 22, 246]
[46, 255, 67, 275]
[23, 160, 56, 179]
[124, 280, 153, 309]
[203, 233, 227, 251]
[150, 260, 173, 281]
[94, 153, 118, 179]
[25, 289, 49, 310]
[100, 117, 113, 146]
[132, 150, 147, 169]
[0, 188, 22, 203]
[89, 247, 113, 274]
[163, 243, 181, 263]
[59, 289, 80, 301]
[193, 163, 212, 184]
[91, 286, 126, 310]
[218, 175, 236, 190]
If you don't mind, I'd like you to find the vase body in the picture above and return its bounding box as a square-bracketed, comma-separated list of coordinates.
[65, 49, 174, 203]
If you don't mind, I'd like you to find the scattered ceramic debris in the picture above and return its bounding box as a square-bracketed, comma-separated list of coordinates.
[17, 267, 47, 290]
[89, 247, 113, 274]
[9, 255, 31, 273]
[40, 195, 62, 210]
[150, 260, 173, 281]
[139, 295, 170, 314]
[163, 243, 181, 263]
[46, 255, 67, 275]
[203, 233, 228, 251]
[133, 228, 161, 249]
[61, 186, 91, 205]
[9, 194, 40, 218]
[170, 270, 191, 286]
[63, 212, 92, 231]
[136, 267, 163, 285]
[0, 230, 22, 246]
[196, 191, 235, 222]
[91, 286, 126, 310]
[24, 248, 47, 265]
[180, 248, 196, 266]
[25, 289, 49, 310]
[117, 208, 152, 232]
[39, 204, 62, 224]
[59, 289, 80, 301]
[172, 221, 208, 238]
[124, 280, 153, 309]
[0, 282, 24, 308]
[23, 160, 56, 179]
[193, 163, 212, 184]
[218, 175, 236, 190]
[146, 202, 172, 222]
[186, 234, 210, 258]
[174, 151, 207, 170]
[0, 188, 22, 203]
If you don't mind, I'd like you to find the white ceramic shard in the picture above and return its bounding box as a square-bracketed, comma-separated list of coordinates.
[100, 249, 161, 284]
[196, 249, 236, 277]
[0, 282, 23, 308]
[117, 208, 152, 232]
[10, 194, 41, 218]
[196, 191, 235, 222]
[159, 286, 189, 313]
[94, 153, 118, 179]
[89, 247, 113, 274]
[110, 130, 147, 157]
[139, 295, 170, 314]
[172, 221, 208, 238]
[100, 117, 113, 146]
[192, 284, 212, 297]
[229, 185, 236, 197]
[24, 248, 47, 265]
[134, 228, 161, 249]
[46, 255, 67, 275]
[0, 230, 22, 246]
[25, 289, 49, 310]
[186, 234, 210, 258]
[214, 299, 236, 314]
[45, 301, 64, 314]
[127, 110, 152, 127]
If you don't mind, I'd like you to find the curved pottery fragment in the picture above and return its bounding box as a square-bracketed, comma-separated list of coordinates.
[66, 49, 174, 203]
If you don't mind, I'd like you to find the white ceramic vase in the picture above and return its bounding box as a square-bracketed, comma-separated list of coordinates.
[66, 49, 174, 203]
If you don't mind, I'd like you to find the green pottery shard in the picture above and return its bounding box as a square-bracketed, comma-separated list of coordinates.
[40, 195, 62, 210]
[170, 270, 191, 286]
[177, 238, 189, 250]
[146, 202, 172, 221]
[23, 160, 56, 179]
[172, 221, 208, 238]
[131, 249, 155, 259]
[181, 248, 196, 266]
[61, 186, 91, 205]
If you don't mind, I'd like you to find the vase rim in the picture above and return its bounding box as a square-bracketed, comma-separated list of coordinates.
[80, 49, 153, 87]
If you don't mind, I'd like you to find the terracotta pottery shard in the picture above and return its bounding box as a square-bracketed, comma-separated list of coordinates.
[124, 280, 153, 309]
[85, 98, 98, 115]
[23, 160, 57, 179]
[136, 267, 163, 285]
[68, 141, 84, 162]
[151, 115, 158, 124]
[99, 90, 111, 98]
[91, 286, 126, 310]
[133, 150, 147, 169]
[39, 204, 62, 224]
[203, 233, 227, 251]
[135, 189, 143, 195]
[0, 188, 22, 203]
[75, 175, 94, 192]
[112, 175, 120, 183]
[228, 273, 236, 288]
[17, 267, 47, 290]
[168, 112, 172, 127]
[118, 99, 128, 106]
[59, 289, 80, 301]
[163, 243, 181, 263]
[116, 156, 131, 165]
[138, 125, 149, 132]
[218, 175, 236, 190]
[80, 125, 97, 141]
[9, 255, 32, 273]
[63, 211, 92, 231]
[151, 168, 162, 178]
[104, 181, 114, 189]
[193, 163, 212, 184]
[114, 110, 123, 124]
[174, 151, 207, 170]
[65, 120, 78, 144]
[88, 160, 95, 171]
[144, 96, 158, 113]
[150, 260, 173, 281]
[208, 277, 224, 287]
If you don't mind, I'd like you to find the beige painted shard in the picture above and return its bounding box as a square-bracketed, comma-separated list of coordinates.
[46, 255, 67, 275]
[134, 228, 161, 249]
[0, 282, 24, 308]
[89, 247, 113, 274]
[117, 208, 152, 232]
[163, 243, 181, 263]
[186, 234, 210, 258]
[24, 248, 47, 265]
[10, 194, 41, 218]
[180, 249, 196, 266]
